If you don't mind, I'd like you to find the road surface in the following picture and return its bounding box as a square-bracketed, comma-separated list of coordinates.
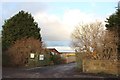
[2, 63, 119, 78]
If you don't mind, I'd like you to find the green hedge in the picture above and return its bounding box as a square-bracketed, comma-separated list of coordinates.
[27, 53, 51, 67]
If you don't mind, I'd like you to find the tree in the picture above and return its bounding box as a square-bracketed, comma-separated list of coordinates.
[105, 9, 120, 29]
[105, 8, 120, 60]
[2, 10, 41, 50]
[71, 22, 117, 60]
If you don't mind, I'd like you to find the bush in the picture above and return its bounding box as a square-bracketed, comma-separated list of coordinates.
[27, 52, 51, 67]
[50, 54, 66, 65]
[2, 52, 11, 67]
[5, 37, 42, 67]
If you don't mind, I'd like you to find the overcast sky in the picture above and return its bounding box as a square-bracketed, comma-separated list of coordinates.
[1, 0, 119, 52]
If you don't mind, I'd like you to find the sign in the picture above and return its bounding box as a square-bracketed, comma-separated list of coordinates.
[30, 53, 35, 58]
[51, 52, 55, 55]
[39, 55, 44, 60]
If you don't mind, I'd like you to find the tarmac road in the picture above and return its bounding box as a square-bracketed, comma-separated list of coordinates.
[2, 62, 119, 79]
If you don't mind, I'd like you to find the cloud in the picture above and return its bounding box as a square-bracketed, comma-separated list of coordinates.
[34, 12, 70, 41]
[64, 9, 105, 26]
[45, 41, 71, 47]
[34, 9, 104, 41]
[62, 9, 99, 32]
[63, 9, 94, 25]
[1, 0, 119, 2]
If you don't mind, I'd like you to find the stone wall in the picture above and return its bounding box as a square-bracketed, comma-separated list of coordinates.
[83, 59, 120, 75]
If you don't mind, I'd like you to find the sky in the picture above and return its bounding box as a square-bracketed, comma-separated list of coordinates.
[1, 0, 119, 52]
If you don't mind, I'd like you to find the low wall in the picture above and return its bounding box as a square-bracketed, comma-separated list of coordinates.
[66, 56, 76, 63]
[61, 54, 76, 63]
[83, 59, 120, 75]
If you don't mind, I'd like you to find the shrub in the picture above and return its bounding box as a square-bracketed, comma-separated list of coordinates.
[50, 54, 66, 65]
[5, 37, 42, 67]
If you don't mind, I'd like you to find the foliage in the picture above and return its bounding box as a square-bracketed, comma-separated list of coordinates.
[50, 54, 66, 64]
[105, 9, 120, 29]
[28, 52, 51, 67]
[4, 37, 42, 66]
[72, 22, 117, 60]
[2, 52, 9, 67]
[2, 10, 41, 50]
[76, 52, 84, 71]
[72, 22, 104, 59]
[105, 9, 120, 60]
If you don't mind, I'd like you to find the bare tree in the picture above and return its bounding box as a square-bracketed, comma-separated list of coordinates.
[101, 29, 118, 60]
[71, 21, 117, 60]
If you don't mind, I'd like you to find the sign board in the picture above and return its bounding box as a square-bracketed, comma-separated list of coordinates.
[30, 53, 35, 58]
[51, 52, 55, 55]
[39, 55, 44, 60]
